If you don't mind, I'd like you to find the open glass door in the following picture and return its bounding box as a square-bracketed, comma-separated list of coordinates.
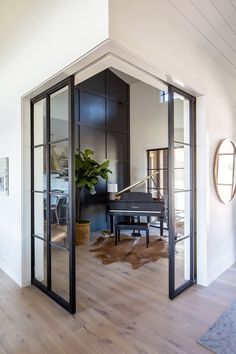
[31, 77, 76, 314]
[168, 85, 196, 299]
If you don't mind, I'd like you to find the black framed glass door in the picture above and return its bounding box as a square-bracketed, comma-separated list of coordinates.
[31, 77, 76, 314]
[168, 85, 196, 299]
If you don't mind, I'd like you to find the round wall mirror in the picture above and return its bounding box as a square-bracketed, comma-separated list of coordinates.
[214, 139, 236, 204]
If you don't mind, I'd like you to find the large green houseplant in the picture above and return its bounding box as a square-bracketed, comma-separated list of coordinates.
[75, 149, 112, 245]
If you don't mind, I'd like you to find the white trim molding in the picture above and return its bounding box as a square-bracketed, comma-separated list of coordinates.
[22, 39, 208, 287]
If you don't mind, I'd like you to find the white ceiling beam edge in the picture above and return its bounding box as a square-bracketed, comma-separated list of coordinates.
[74, 54, 167, 91]
[23, 39, 204, 100]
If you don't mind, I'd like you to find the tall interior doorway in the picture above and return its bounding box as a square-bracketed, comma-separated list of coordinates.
[30, 68, 196, 314]
[31, 77, 76, 314]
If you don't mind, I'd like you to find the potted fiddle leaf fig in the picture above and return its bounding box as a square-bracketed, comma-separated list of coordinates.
[75, 149, 112, 245]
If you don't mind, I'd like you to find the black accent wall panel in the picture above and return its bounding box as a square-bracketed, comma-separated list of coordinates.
[79, 71, 106, 96]
[106, 70, 129, 102]
[107, 100, 128, 132]
[80, 126, 105, 161]
[107, 132, 128, 161]
[76, 69, 130, 232]
[80, 91, 105, 128]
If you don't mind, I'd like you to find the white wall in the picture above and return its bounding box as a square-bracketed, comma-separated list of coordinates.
[1, 0, 236, 289]
[130, 81, 187, 188]
[0, 0, 108, 286]
[110, 0, 236, 285]
[130, 82, 168, 187]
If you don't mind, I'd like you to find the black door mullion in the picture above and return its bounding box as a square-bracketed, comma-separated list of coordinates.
[168, 86, 175, 300]
[46, 95, 51, 292]
[191, 97, 196, 281]
[31, 101, 35, 283]
[68, 76, 76, 314]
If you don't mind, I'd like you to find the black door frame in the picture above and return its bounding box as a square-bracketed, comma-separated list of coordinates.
[30, 76, 76, 314]
[168, 84, 196, 299]
[30, 71, 196, 312]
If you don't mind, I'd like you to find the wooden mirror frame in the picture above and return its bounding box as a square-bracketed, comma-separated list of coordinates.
[213, 139, 236, 204]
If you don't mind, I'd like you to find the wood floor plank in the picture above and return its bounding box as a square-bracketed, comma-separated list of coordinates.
[0, 243, 235, 353]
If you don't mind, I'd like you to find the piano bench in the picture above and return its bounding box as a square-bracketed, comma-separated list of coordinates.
[115, 222, 149, 248]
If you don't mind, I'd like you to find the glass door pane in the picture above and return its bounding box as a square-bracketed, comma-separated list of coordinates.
[33, 99, 46, 146]
[50, 86, 69, 142]
[31, 77, 75, 314]
[175, 238, 191, 289]
[49, 102, 70, 302]
[147, 149, 168, 228]
[34, 238, 47, 286]
[168, 86, 196, 299]
[32, 98, 47, 290]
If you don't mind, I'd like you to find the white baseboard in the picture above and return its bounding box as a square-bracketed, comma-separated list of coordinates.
[0, 256, 21, 287]
[207, 251, 236, 286]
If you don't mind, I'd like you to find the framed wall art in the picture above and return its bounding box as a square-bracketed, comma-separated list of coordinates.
[0, 158, 9, 195]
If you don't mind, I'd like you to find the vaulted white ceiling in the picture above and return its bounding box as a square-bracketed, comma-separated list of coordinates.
[169, 0, 236, 75]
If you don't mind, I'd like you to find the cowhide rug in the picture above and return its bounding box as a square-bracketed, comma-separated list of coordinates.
[90, 235, 168, 269]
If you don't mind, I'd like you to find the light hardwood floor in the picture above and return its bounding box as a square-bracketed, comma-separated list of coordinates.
[0, 245, 236, 353]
